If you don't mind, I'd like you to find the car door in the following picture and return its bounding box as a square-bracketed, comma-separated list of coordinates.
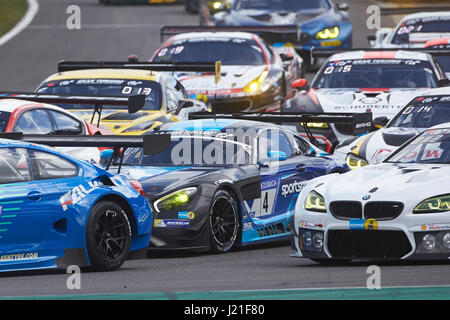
[0, 147, 55, 258]
[256, 129, 311, 220]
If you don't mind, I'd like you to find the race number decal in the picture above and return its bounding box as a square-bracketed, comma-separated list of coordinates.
[258, 178, 279, 217]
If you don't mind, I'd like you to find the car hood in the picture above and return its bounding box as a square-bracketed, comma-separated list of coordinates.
[227, 8, 328, 25]
[316, 163, 450, 202]
[313, 88, 432, 118]
[176, 65, 268, 96]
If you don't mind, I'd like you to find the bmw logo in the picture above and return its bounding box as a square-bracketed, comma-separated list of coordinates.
[362, 195, 371, 200]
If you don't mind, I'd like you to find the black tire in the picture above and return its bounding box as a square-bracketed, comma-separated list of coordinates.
[209, 190, 240, 253]
[311, 258, 351, 265]
[86, 201, 132, 271]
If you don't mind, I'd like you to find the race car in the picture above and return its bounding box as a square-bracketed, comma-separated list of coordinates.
[282, 49, 449, 153]
[198, 0, 234, 25]
[335, 88, 450, 169]
[368, 12, 450, 49]
[110, 113, 358, 252]
[36, 62, 211, 135]
[154, 26, 305, 112]
[211, 0, 353, 68]
[424, 38, 450, 79]
[291, 125, 450, 263]
[0, 134, 153, 272]
[0, 94, 139, 164]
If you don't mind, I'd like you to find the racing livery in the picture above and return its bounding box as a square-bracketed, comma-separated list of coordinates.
[36, 63, 209, 135]
[211, 0, 352, 67]
[116, 118, 348, 252]
[198, 0, 235, 25]
[335, 88, 450, 168]
[153, 28, 304, 112]
[291, 126, 450, 262]
[0, 137, 152, 272]
[283, 50, 447, 152]
[368, 12, 450, 49]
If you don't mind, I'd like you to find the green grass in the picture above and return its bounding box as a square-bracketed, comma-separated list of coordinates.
[0, 0, 28, 37]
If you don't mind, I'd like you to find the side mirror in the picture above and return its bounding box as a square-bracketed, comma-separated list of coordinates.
[438, 78, 450, 87]
[367, 34, 376, 46]
[258, 151, 287, 168]
[373, 116, 389, 129]
[175, 99, 195, 115]
[292, 78, 308, 90]
[337, 2, 349, 11]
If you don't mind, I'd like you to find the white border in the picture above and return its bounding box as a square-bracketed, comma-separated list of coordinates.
[0, 0, 39, 47]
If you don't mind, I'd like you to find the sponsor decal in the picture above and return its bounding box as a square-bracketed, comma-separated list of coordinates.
[300, 221, 323, 230]
[369, 187, 378, 193]
[214, 179, 232, 186]
[243, 222, 253, 231]
[421, 224, 450, 231]
[59, 181, 102, 211]
[262, 178, 278, 191]
[0, 252, 38, 262]
[281, 181, 306, 197]
[178, 211, 195, 220]
[154, 219, 190, 228]
[349, 219, 378, 231]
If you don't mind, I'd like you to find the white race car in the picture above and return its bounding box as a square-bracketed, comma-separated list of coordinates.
[334, 87, 450, 169]
[291, 125, 450, 263]
[368, 12, 450, 49]
[282, 50, 448, 153]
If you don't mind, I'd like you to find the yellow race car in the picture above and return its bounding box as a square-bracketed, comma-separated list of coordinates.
[36, 62, 213, 135]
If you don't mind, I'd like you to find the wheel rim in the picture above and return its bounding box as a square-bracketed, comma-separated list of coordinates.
[210, 196, 238, 250]
[94, 210, 129, 262]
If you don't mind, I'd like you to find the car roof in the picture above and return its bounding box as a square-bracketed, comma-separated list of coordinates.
[329, 50, 430, 61]
[0, 98, 78, 115]
[400, 11, 450, 22]
[169, 31, 256, 42]
[43, 69, 160, 82]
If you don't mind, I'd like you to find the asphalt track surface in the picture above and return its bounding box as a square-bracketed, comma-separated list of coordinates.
[0, 0, 449, 299]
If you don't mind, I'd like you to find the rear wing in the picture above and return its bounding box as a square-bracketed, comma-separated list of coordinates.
[57, 61, 217, 73]
[0, 132, 171, 172]
[409, 33, 450, 44]
[311, 47, 450, 59]
[0, 92, 147, 122]
[160, 25, 302, 44]
[188, 111, 373, 136]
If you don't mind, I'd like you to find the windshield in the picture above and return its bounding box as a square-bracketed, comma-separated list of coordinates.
[312, 59, 438, 89]
[153, 39, 266, 66]
[389, 96, 450, 128]
[392, 17, 450, 45]
[387, 128, 450, 164]
[37, 79, 162, 110]
[234, 0, 331, 11]
[435, 55, 450, 76]
[0, 111, 11, 132]
[123, 135, 253, 166]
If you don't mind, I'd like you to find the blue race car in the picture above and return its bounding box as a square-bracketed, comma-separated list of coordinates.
[110, 112, 365, 252]
[212, 0, 352, 68]
[0, 136, 152, 272]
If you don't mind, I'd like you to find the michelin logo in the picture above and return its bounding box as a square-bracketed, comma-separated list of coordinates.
[281, 181, 306, 197]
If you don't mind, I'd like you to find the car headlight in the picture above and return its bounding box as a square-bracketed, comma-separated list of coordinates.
[153, 187, 197, 213]
[345, 153, 369, 170]
[243, 70, 269, 93]
[304, 191, 326, 213]
[414, 194, 450, 214]
[315, 26, 340, 40]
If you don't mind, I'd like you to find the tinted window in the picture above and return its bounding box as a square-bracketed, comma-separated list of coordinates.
[234, 0, 330, 10]
[48, 110, 83, 134]
[389, 96, 450, 128]
[37, 79, 163, 111]
[14, 109, 53, 134]
[312, 59, 438, 89]
[392, 17, 450, 45]
[153, 39, 266, 66]
[29, 150, 78, 180]
[0, 148, 31, 184]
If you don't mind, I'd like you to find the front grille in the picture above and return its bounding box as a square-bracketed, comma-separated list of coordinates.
[330, 201, 362, 220]
[364, 202, 403, 221]
[327, 230, 412, 259]
[212, 100, 252, 112]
